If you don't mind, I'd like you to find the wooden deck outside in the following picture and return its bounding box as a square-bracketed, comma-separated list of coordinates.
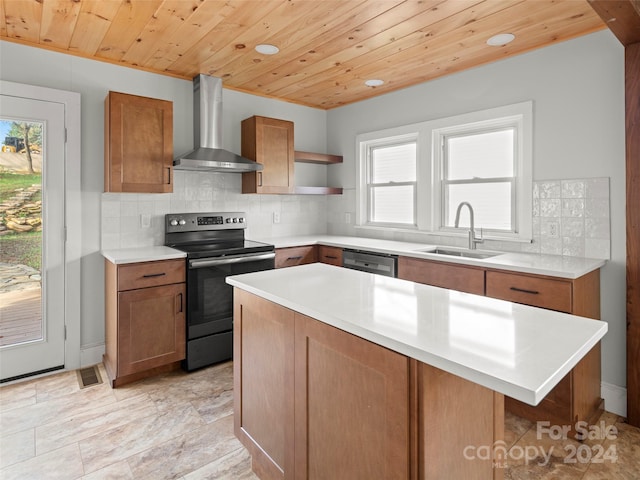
[0, 287, 42, 346]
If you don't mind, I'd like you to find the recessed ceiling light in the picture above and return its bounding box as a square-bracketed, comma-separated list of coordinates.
[365, 79, 384, 87]
[486, 33, 515, 46]
[255, 44, 279, 55]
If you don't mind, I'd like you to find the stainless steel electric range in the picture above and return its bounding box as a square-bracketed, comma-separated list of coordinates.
[165, 212, 275, 371]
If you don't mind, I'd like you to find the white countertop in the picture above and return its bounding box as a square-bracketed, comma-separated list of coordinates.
[263, 235, 606, 279]
[102, 246, 186, 264]
[227, 263, 607, 406]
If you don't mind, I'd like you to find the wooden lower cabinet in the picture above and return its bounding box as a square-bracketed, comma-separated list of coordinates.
[104, 259, 186, 387]
[275, 246, 317, 268]
[275, 245, 343, 268]
[294, 312, 410, 480]
[317, 245, 343, 266]
[233, 289, 295, 479]
[416, 362, 504, 480]
[398, 256, 485, 295]
[486, 269, 603, 432]
[233, 289, 503, 480]
[398, 256, 603, 436]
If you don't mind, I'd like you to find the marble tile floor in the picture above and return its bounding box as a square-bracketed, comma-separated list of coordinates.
[0, 362, 258, 480]
[0, 362, 637, 480]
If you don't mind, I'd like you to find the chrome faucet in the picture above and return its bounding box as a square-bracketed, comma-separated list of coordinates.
[454, 202, 484, 250]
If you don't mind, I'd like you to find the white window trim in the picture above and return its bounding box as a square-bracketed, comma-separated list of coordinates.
[356, 101, 533, 242]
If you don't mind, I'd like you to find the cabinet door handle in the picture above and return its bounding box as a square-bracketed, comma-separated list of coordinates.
[176, 293, 183, 313]
[287, 256, 303, 260]
[167, 167, 172, 185]
[258, 171, 263, 187]
[324, 255, 338, 259]
[510, 286, 540, 295]
[143, 272, 166, 278]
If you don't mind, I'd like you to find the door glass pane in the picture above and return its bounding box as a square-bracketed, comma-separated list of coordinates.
[0, 119, 44, 346]
[445, 182, 512, 231]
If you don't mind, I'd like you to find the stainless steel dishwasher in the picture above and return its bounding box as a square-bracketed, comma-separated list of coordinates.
[342, 249, 398, 277]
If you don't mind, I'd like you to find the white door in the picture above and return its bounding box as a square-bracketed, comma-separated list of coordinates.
[0, 95, 66, 381]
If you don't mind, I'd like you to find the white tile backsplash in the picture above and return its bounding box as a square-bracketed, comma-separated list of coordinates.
[527, 177, 610, 259]
[325, 177, 611, 261]
[102, 174, 611, 261]
[101, 170, 329, 250]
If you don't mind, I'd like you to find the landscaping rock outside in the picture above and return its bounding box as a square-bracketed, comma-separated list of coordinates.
[0, 184, 42, 235]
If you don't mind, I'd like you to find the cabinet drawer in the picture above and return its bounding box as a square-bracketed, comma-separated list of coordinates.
[398, 257, 485, 295]
[486, 271, 572, 313]
[275, 246, 317, 268]
[118, 259, 185, 291]
[318, 245, 343, 266]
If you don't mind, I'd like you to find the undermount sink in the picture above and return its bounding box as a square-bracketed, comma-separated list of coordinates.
[418, 247, 500, 260]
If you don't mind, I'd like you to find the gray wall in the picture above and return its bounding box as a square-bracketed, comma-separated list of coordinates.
[326, 30, 626, 389]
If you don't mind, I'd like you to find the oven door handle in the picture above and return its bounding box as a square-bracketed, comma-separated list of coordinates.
[189, 251, 276, 269]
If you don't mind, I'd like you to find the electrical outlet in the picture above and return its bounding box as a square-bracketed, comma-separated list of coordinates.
[140, 213, 151, 229]
[273, 212, 281, 224]
[345, 213, 351, 224]
[549, 222, 558, 238]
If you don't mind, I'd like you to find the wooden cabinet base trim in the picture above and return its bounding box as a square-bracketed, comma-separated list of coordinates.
[102, 357, 181, 388]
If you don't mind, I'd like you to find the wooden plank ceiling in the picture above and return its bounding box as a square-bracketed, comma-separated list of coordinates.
[0, 0, 606, 109]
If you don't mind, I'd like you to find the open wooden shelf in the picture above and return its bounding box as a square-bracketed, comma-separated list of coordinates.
[294, 186, 343, 195]
[294, 150, 343, 194]
[294, 150, 343, 164]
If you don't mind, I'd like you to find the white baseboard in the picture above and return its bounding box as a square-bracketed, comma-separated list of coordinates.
[601, 382, 627, 418]
[80, 343, 105, 368]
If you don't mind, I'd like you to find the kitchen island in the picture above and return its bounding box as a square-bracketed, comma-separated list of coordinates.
[227, 263, 607, 480]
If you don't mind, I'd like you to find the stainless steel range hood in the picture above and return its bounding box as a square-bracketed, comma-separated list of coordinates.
[174, 74, 263, 173]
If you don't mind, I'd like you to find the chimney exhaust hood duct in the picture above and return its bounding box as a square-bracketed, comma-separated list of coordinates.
[174, 74, 263, 173]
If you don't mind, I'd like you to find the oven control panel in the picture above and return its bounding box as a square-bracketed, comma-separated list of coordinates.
[165, 212, 247, 233]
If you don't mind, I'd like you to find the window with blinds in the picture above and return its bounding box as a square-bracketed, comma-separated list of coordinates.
[442, 128, 516, 232]
[356, 101, 532, 242]
[367, 142, 417, 225]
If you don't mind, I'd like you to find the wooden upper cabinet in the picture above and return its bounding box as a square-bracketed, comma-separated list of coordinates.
[242, 115, 295, 194]
[104, 91, 173, 193]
